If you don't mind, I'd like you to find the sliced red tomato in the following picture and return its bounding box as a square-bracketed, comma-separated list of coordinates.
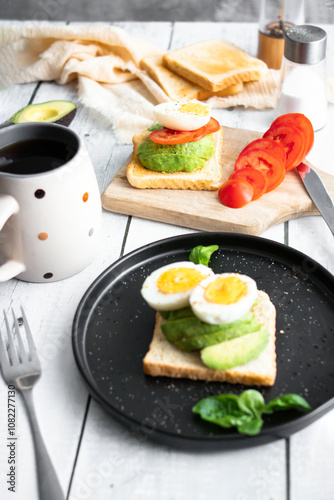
[218, 179, 253, 208]
[270, 113, 314, 157]
[150, 128, 194, 144]
[263, 122, 306, 171]
[238, 138, 286, 166]
[234, 148, 285, 192]
[202, 117, 220, 134]
[231, 167, 268, 200]
[150, 117, 220, 145]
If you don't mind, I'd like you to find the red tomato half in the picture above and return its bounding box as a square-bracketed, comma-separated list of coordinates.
[271, 113, 314, 157]
[234, 148, 285, 192]
[231, 167, 268, 200]
[150, 117, 220, 145]
[238, 138, 286, 166]
[263, 122, 305, 171]
[218, 179, 253, 208]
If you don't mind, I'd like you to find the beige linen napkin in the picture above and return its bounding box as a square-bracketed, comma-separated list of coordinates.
[0, 22, 169, 143]
[0, 23, 332, 143]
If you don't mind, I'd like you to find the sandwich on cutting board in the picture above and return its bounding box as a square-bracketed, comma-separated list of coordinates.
[126, 99, 224, 190]
[141, 251, 277, 386]
[128, 39, 267, 191]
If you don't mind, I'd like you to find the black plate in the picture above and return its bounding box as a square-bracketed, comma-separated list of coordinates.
[72, 233, 334, 451]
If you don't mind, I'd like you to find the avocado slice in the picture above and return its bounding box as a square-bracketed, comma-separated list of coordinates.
[1, 100, 77, 128]
[201, 328, 269, 370]
[161, 312, 255, 343]
[174, 321, 263, 351]
[159, 307, 194, 321]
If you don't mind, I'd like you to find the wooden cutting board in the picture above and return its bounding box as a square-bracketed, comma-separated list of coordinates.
[101, 126, 334, 235]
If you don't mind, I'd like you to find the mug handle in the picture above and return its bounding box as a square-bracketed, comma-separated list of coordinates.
[0, 194, 26, 281]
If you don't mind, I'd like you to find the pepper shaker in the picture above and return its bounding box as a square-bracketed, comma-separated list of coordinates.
[277, 25, 328, 131]
[257, 0, 305, 69]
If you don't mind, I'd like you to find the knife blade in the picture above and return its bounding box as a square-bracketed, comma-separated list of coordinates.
[297, 163, 334, 236]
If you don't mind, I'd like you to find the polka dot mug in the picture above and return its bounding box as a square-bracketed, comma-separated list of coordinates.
[0, 123, 102, 282]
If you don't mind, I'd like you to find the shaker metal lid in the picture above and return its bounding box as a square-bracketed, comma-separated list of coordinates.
[284, 25, 327, 64]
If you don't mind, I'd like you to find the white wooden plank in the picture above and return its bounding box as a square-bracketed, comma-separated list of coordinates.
[289, 411, 334, 500]
[114, 21, 173, 51]
[69, 399, 286, 500]
[0, 76, 128, 499]
[286, 25, 334, 498]
[0, 83, 39, 123]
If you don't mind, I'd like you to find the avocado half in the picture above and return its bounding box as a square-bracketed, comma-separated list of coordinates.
[1, 100, 77, 128]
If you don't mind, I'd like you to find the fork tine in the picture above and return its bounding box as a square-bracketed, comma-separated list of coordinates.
[11, 309, 29, 363]
[0, 327, 11, 368]
[20, 307, 39, 365]
[3, 310, 20, 366]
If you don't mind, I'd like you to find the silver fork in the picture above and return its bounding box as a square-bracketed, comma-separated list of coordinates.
[0, 307, 65, 500]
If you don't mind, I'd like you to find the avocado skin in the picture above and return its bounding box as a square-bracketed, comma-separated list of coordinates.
[2, 100, 77, 128]
[137, 133, 215, 172]
[53, 108, 76, 127]
[200, 329, 269, 370]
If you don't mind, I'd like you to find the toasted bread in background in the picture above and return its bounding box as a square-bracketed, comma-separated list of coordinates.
[163, 39, 268, 92]
[126, 127, 224, 190]
[143, 290, 277, 386]
[140, 55, 243, 101]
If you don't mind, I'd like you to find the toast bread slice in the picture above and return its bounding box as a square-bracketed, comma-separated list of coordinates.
[126, 127, 224, 190]
[163, 39, 268, 92]
[140, 55, 243, 101]
[143, 290, 277, 386]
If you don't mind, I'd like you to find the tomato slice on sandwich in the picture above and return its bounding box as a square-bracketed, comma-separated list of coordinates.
[150, 128, 195, 145]
[150, 117, 220, 145]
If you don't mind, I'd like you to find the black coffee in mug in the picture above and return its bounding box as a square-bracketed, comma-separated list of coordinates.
[0, 137, 77, 175]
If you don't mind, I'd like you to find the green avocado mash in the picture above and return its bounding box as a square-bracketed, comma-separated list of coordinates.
[136, 132, 215, 173]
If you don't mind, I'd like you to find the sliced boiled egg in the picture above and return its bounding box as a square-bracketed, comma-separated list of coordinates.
[154, 100, 211, 131]
[141, 261, 213, 311]
[190, 273, 257, 325]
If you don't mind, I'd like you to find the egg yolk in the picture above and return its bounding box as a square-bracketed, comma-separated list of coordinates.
[157, 268, 208, 294]
[178, 102, 209, 116]
[204, 276, 248, 305]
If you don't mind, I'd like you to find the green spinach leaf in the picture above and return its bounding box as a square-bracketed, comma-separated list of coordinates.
[193, 390, 311, 436]
[147, 123, 164, 131]
[189, 245, 219, 267]
[263, 394, 312, 414]
[238, 389, 265, 418]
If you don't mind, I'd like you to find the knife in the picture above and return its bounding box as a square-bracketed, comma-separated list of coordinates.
[297, 163, 334, 236]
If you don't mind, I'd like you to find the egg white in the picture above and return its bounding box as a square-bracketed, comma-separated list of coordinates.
[189, 273, 257, 325]
[141, 261, 213, 311]
[154, 100, 211, 131]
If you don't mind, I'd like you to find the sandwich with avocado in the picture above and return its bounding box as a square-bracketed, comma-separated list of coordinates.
[126, 99, 224, 190]
[141, 246, 277, 386]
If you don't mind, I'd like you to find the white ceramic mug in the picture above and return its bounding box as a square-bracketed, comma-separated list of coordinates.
[0, 123, 102, 282]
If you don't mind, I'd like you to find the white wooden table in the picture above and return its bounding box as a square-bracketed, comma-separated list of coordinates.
[1, 22, 334, 500]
